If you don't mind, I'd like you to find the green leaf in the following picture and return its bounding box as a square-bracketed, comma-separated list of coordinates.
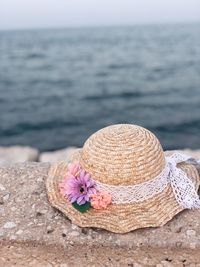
[72, 201, 91, 213]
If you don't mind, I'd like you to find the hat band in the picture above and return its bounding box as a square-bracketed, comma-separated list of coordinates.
[60, 152, 200, 211]
[95, 152, 200, 209]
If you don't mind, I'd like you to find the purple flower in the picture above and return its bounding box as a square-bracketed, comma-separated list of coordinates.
[65, 170, 97, 205]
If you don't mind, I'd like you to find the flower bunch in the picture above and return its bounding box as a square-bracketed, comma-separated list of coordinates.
[59, 162, 112, 213]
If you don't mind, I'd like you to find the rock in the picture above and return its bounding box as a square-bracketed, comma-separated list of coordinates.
[39, 147, 79, 162]
[69, 231, 80, 237]
[16, 229, 23, 235]
[46, 225, 54, 234]
[0, 230, 4, 237]
[3, 193, 10, 201]
[71, 223, 80, 231]
[181, 149, 200, 159]
[190, 243, 196, 249]
[165, 149, 200, 160]
[0, 184, 6, 191]
[0, 146, 39, 166]
[3, 221, 17, 229]
[186, 229, 196, 237]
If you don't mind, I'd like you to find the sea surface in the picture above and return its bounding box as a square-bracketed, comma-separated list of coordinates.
[0, 23, 200, 151]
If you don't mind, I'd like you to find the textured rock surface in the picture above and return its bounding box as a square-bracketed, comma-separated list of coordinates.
[182, 149, 200, 159]
[39, 147, 79, 162]
[0, 146, 39, 166]
[0, 152, 200, 266]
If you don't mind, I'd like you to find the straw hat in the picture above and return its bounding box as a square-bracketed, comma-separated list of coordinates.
[46, 124, 200, 233]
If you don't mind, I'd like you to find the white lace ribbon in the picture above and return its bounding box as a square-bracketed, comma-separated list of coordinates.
[95, 152, 200, 209]
[166, 153, 200, 209]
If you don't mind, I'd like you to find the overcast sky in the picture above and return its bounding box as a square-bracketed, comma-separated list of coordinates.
[1, 0, 200, 30]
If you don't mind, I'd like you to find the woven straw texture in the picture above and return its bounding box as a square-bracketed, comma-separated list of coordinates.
[46, 124, 200, 233]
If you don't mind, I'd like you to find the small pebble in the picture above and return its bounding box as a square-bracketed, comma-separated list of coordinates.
[40, 209, 47, 214]
[47, 225, 54, 234]
[3, 221, 17, 229]
[0, 184, 6, 191]
[37, 177, 43, 182]
[16, 229, 23, 235]
[189, 242, 196, 249]
[108, 235, 113, 241]
[0, 229, 4, 237]
[3, 193, 10, 201]
[62, 229, 68, 235]
[176, 242, 182, 247]
[69, 231, 79, 237]
[186, 229, 196, 237]
[71, 223, 80, 231]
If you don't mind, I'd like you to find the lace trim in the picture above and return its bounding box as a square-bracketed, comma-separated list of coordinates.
[95, 152, 200, 209]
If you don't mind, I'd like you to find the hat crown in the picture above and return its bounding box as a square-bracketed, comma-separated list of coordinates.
[80, 124, 165, 185]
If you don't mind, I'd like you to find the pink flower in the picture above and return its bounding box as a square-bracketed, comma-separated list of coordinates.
[59, 167, 97, 205]
[90, 192, 112, 209]
[67, 162, 80, 177]
[59, 162, 80, 197]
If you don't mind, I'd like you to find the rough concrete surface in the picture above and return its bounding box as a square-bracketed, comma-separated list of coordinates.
[0, 152, 200, 266]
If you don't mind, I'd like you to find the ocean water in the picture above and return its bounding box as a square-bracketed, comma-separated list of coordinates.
[0, 24, 200, 151]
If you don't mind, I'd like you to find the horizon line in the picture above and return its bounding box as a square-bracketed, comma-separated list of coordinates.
[0, 20, 200, 32]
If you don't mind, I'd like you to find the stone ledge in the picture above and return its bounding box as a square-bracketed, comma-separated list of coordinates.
[0, 146, 39, 166]
[0, 161, 200, 266]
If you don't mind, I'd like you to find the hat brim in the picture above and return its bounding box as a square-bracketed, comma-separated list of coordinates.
[46, 149, 200, 233]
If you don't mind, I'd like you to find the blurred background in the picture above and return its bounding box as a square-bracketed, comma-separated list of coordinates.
[0, 0, 200, 154]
